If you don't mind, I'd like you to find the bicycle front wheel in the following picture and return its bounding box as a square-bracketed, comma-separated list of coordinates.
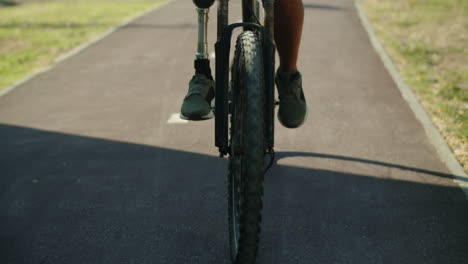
[228, 30, 265, 264]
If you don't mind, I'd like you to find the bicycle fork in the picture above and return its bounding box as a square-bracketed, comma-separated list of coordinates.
[192, 0, 276, 166]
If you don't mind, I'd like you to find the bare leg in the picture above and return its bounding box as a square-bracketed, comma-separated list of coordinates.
[274, 0, 304, 72]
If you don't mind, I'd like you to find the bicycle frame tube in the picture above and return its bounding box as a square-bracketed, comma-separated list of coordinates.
[242, 0, 259, 23]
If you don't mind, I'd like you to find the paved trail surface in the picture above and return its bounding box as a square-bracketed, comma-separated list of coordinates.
[1, 0, 467, 263]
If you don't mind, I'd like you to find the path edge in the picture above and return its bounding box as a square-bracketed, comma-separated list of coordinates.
[355, 0, 468, 197]
[0, 0, 173, 97]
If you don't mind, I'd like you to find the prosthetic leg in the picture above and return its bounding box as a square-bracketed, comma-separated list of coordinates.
[193, 0, 215, 79]
[180, 0, 216, 120]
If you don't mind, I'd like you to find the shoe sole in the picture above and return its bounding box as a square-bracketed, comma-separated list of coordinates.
[278, 106, 308, 129]
[179, 110, 214, 121]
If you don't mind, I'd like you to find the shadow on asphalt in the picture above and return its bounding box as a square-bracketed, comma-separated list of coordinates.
[275, 151, 467, 183]
[1, 124, 467, 263]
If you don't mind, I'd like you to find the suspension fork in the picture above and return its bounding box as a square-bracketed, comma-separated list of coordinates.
[215, 0, 230, 155]
[263, 0, 275, 151]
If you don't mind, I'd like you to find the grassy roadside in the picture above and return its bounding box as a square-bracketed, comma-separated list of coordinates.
[0, 0, 165, 92]
[361, 0, 468, 172]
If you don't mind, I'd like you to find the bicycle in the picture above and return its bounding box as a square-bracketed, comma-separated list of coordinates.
[192, 0, 276, 263]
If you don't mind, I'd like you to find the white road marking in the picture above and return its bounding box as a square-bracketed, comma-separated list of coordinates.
[167, 113, 188, 124]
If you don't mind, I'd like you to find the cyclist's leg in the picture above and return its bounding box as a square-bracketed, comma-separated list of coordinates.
[273, 0, 307, 128]
[274, 0, 304, 72]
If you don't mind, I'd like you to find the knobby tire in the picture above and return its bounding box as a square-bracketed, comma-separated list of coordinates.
[228, 30, 265, 264]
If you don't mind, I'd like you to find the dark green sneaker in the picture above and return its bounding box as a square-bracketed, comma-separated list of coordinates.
[275, 70, 308, 128]
[180, 74, 215, 120]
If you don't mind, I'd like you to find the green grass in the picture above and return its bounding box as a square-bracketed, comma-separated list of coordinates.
[0, 0, 165, 91]
[362, 0, 468, 172]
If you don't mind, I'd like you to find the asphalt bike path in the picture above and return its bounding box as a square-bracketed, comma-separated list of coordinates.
[1, 0, 467, 263]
